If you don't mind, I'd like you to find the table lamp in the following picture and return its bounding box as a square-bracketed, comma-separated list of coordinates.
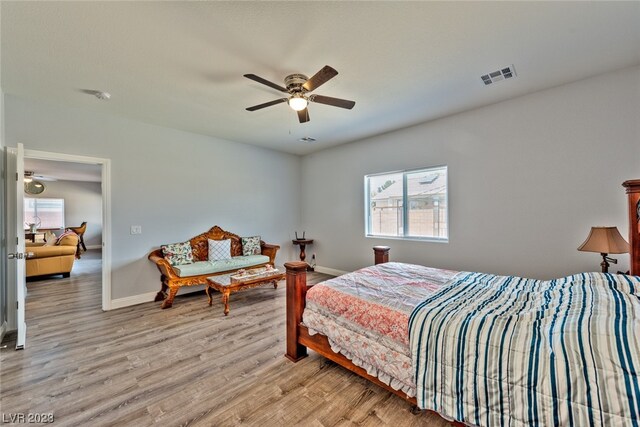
[578, 226, 629, 273]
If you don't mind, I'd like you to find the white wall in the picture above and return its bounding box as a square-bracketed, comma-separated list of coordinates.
[301, 65, 640, 279]
[28, 179, 102, 247]
[3, 64, 639, 311]
[4, 95, 301, 300]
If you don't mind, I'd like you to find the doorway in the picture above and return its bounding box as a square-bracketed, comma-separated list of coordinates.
[24, 149, 111, 310]
[5, 148, 111, 348]
[23, 157, 104, 312]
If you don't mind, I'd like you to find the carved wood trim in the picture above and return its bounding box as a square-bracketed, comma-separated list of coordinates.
[623, 180, 640, 275]
[147, 225, 280, 308]
[207, 272, 284, 294]
[373, 246, 391, 265]
[285, 261, 309, 362]
[190, 226, 244, 261]
[148, 249, 177, 278]
[260, 242, 280, 265]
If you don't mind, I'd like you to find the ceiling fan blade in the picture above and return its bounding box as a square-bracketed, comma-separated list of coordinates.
[25, 171, 57, 181]
[246, 98, 288, 111]
[244, 74, 288, 93]
[34, 175, 57, 182]
[297, 108, 310, 123]
[302, 65, 338, 92]
[310, 94, 355, 110]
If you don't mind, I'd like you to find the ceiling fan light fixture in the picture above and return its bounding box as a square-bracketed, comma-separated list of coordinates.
[288, 95, 308, 111]
[245, 66, 353, 123]
[94, 91, 111, 100]
[24, 176, 33, 183]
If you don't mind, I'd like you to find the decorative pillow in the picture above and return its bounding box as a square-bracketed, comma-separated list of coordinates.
[44, 231, 57, 246]
[161, 241, 194, 266]
[208, 239, 232, 261]
[241, 236, 261, 256]
[56, 230, 77, 245]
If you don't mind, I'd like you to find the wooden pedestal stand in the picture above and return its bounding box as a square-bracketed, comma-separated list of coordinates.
[292, 238, 314, 271]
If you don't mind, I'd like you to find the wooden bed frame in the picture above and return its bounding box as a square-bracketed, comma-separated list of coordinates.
[623, 179, 640, 275]
[284, 247, 410, 397]
[284, 247, 467, 425]
[284, 180, 640, 424]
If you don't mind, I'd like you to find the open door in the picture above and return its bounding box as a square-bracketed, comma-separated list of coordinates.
[7, 143, 27, 349]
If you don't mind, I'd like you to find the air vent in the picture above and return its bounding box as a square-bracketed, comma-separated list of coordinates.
[481, 65, 516, 85]
[299, 137, 317, 143]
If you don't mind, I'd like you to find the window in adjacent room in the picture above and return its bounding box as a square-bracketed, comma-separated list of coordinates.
[365, 166, 448, 242]
[24, 198, 65, 229]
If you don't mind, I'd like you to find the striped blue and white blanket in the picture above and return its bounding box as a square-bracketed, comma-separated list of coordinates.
[409, 272, 640, 426]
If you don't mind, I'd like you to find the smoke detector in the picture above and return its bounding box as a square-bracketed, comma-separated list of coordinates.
[481, 65, 516, 85]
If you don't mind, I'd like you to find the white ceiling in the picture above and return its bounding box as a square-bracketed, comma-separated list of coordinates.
[24, 158, 102, 183]
[2, 2, 639, 155]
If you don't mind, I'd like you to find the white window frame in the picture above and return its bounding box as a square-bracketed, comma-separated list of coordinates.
[24, 197, 66, 229]
[364, 165, 449, 243]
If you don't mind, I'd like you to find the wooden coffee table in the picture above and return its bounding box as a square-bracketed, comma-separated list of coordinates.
[206, 268, 285, 316]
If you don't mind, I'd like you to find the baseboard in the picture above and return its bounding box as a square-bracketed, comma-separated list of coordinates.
[109, 285, 206, 309]
[110, 292, 157, 309]
[315, 266, 349, 277]
[85, 245, 102, 250]
[0, 320, 8, 344]
[107, 268, 347, 310]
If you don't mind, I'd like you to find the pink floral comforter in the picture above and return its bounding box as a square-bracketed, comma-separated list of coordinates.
[303, 262, 458, 397]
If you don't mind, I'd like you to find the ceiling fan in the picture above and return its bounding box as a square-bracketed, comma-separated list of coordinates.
[24, 171, 57, 182]
[244, 65, 355, 123]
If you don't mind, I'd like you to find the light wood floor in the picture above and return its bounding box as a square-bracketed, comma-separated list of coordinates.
[1, 250, 449, 426]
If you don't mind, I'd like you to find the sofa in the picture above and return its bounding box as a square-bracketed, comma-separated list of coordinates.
[26, 233, 79, 278]
[148, 226, 280, 308]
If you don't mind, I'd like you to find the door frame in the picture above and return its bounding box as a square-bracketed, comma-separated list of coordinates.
[16, 148, 112, 311]
[13, 143, 26, 349]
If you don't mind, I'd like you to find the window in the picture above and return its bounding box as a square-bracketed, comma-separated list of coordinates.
[365, 166, 448, 241]
[24, 198, 65, 229]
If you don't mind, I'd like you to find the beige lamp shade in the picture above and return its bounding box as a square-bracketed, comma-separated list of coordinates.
[577, 226, 629, 254]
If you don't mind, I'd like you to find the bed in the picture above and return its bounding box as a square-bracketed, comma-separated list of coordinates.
[284, 180, 640, 426]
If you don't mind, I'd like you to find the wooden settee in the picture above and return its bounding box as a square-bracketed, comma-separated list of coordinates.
[148, 226, 280, 308]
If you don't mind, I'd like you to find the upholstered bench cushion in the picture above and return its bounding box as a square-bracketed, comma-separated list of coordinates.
[172, 255, 270, 277]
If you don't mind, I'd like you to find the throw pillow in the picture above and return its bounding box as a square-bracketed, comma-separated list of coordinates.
[44, 231, 57, 246]
[56, 230, 77, 245]
[241, 236, 261, 256]
[161, 241, 194, 266]
[208, 239, 232, 261]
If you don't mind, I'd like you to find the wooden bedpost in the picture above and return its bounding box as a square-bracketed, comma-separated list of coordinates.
[285, 261, 309, 362]
[623, 180, 640, 275]
[373, 246, 391, 265]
